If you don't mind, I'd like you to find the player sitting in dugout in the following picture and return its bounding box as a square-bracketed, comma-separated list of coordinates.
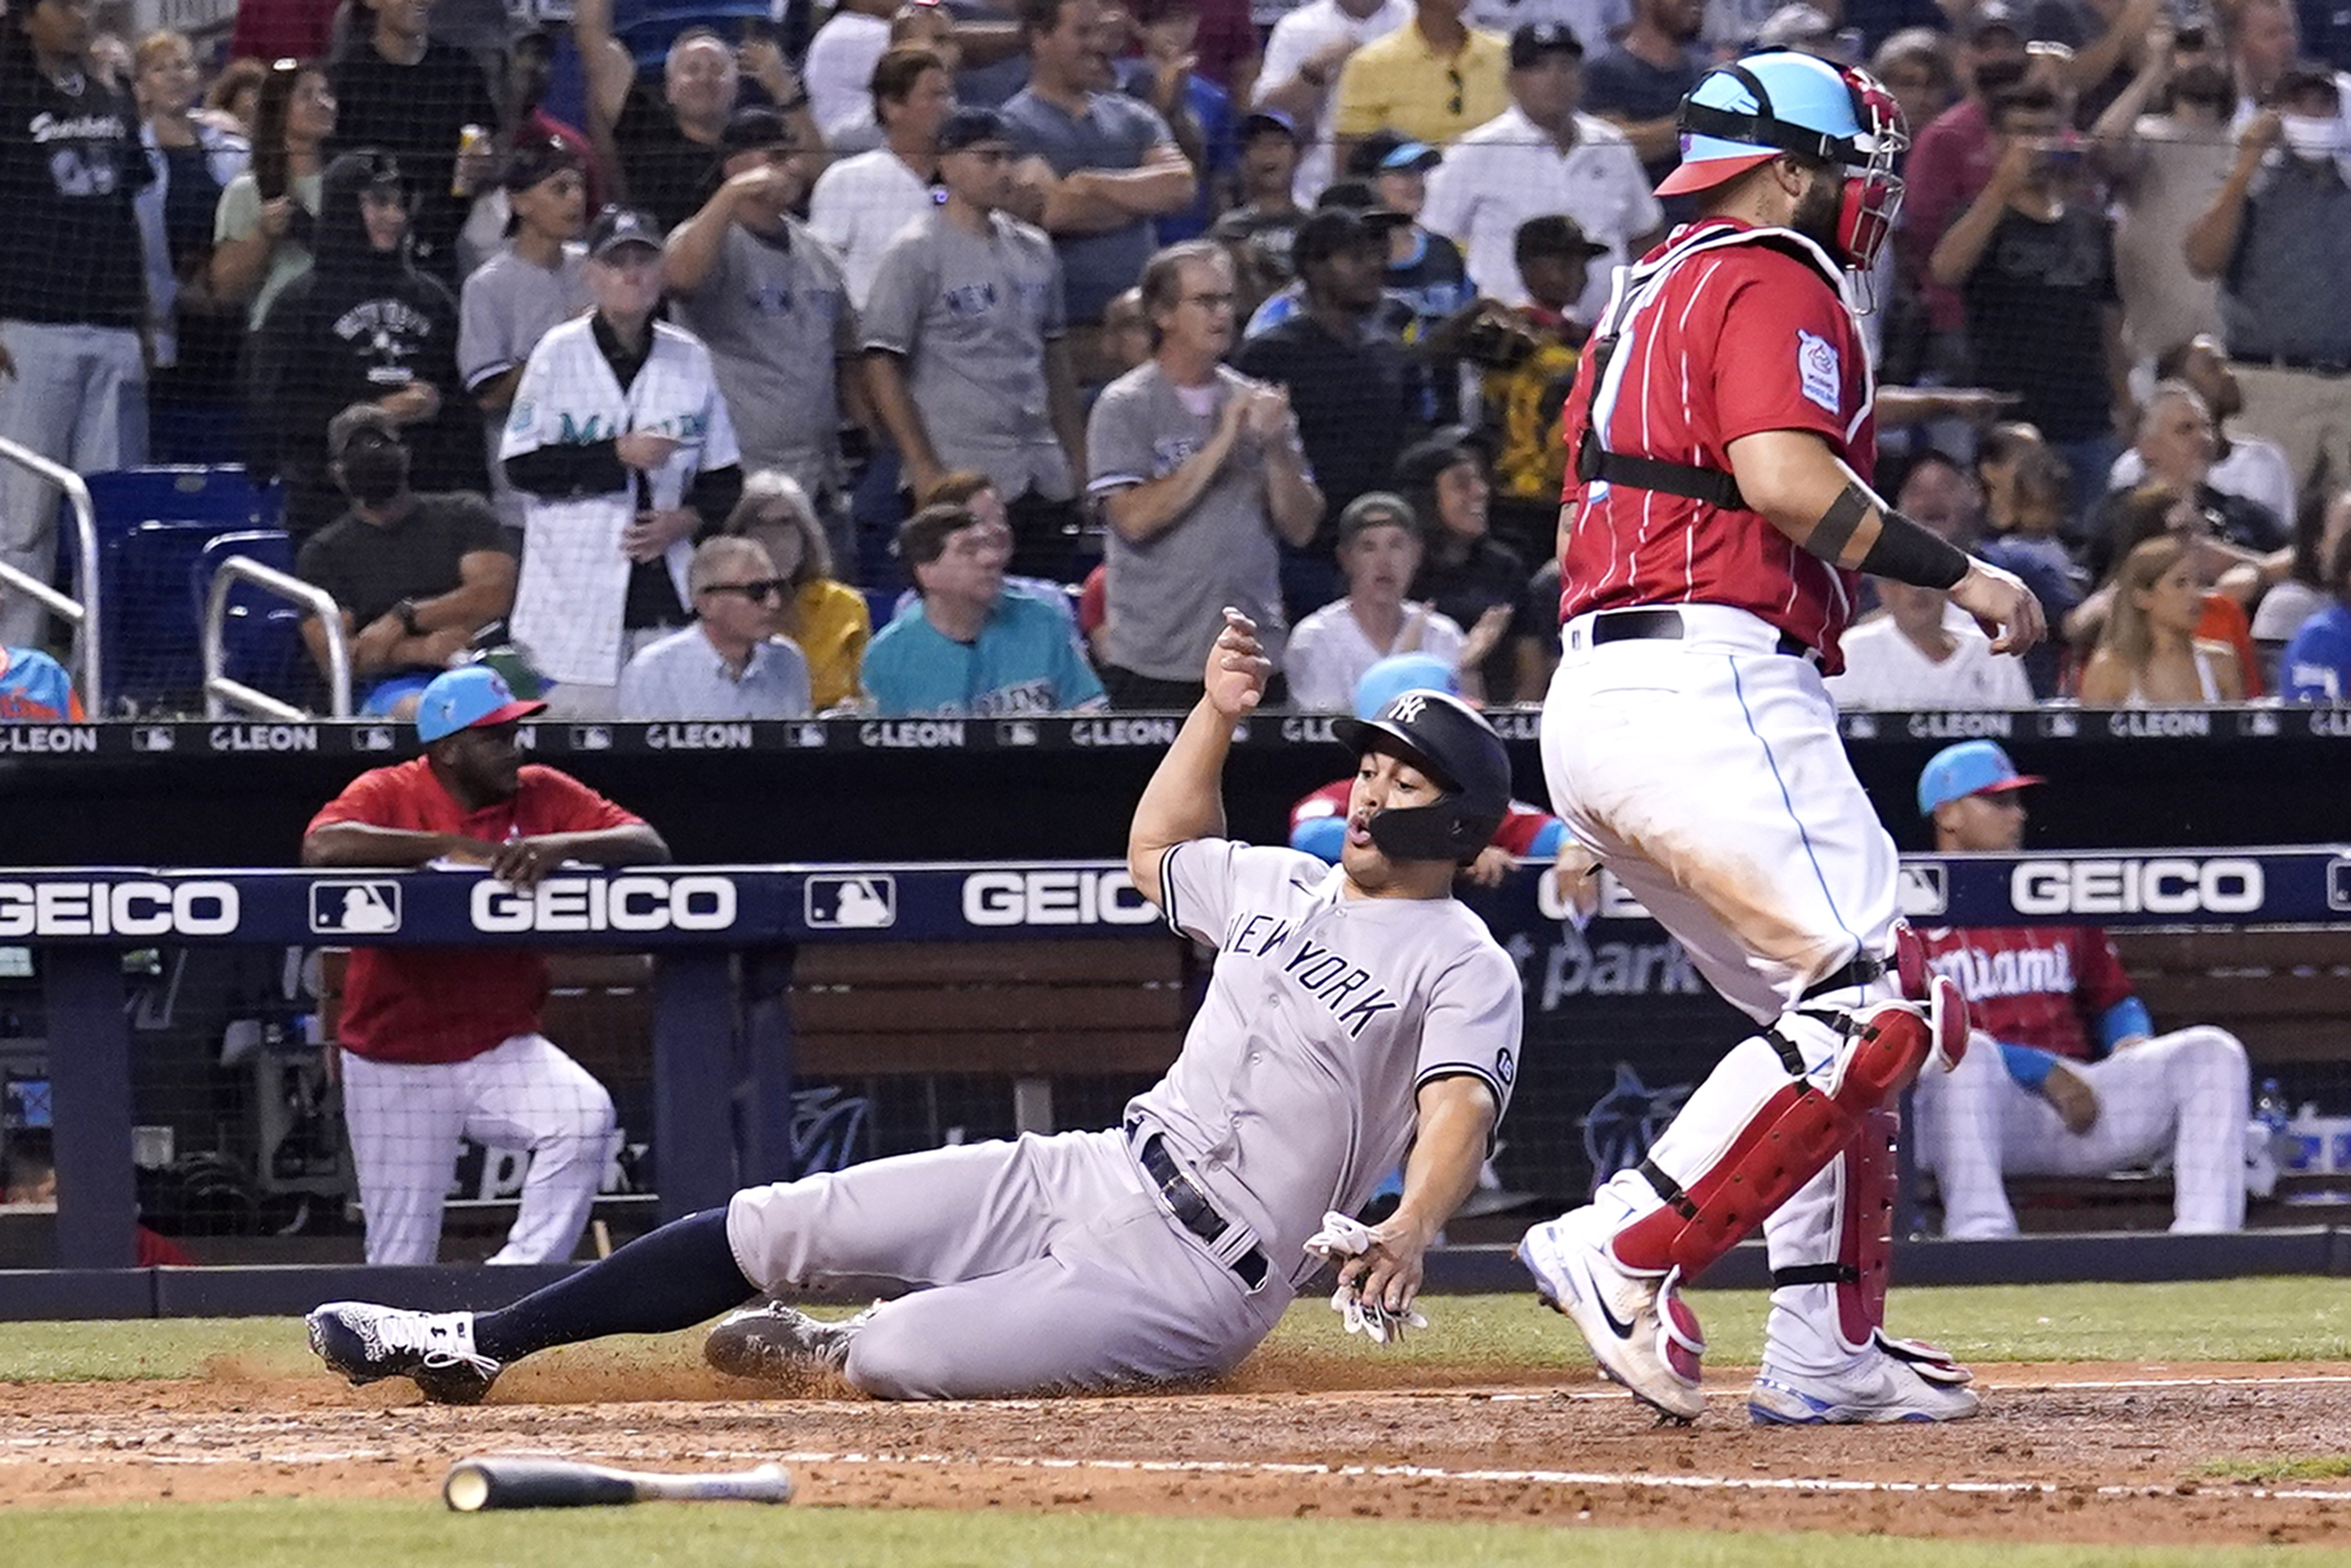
[306, 608, 1523, 1401]
[1292, 651, 1598, 923]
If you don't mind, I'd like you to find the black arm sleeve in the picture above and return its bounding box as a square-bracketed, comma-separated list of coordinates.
[687, 462, 744, 534]
[1855, 505, 1972, 590]
[503, 440, 631, 498]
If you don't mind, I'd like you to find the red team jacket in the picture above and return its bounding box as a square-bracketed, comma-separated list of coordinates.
[306, 759, 645, 1065]
[1556, 222, 1874, 674]
[1915, 925, 2135, 1063]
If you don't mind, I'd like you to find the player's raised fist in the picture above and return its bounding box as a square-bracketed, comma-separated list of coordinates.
[1204, 606, 1270, 718]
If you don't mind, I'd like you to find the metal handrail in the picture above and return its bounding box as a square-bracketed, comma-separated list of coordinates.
[201, 556, 352, 720]
[0, 436, 101, 714]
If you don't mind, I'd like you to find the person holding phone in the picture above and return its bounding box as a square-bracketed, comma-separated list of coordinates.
[1929, 81, 2132, 512]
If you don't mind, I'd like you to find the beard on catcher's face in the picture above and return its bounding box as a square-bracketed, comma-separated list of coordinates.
[1789, 164, 1847, 260]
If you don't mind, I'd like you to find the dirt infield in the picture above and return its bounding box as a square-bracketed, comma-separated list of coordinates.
[5, 1350, 2350, 1544]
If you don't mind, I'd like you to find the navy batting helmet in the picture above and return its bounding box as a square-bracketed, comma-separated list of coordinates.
[1331, 689, 1512, 864]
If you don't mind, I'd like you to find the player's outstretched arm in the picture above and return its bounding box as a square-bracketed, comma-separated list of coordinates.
[1726, 428, 2047, 655]
[1128, 608, 1270, 910]
[1339, 1074, 1498, 1316]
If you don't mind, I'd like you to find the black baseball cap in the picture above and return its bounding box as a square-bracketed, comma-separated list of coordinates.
[1292, 208, 1389, 266]
[328, 403, 404, 457]
[1963, 0, 2023, 41]
[1351, 128, 1442, 177]
[1239, 107, 1300, 143]
[586, 205, 662, 259]
[937, 106, 1012, 150]
[1509, 20, 1584, 67]
[721, 106, 793, 154]
[1515, 211, 1610, 260]
[1315, 179, 1415, 221]
[502, 136, 580, 194]
[1394, 427, 1490, 492]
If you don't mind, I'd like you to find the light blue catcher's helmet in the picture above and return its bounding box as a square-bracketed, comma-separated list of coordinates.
[1657, 49, 1907, 272]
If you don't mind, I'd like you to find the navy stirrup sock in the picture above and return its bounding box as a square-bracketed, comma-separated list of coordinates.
[471, 1208, 755, 1364]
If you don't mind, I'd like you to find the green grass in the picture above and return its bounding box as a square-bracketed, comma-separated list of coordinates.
[5, 1276, 2350, 1384]
[2199, 1455, 2351, 1484]
[8, 1501, 2351, 1568]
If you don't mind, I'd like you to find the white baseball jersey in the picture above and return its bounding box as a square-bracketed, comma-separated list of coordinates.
[501, 317, 742, 687]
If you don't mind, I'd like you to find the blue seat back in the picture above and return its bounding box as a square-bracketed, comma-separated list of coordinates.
[86, 467, 282, 713]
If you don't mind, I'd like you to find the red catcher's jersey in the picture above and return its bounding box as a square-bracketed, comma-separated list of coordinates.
[1556, 220, 1875, 674]
[1916, 925, 2137, 1063]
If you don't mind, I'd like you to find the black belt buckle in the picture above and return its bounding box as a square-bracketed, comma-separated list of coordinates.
[1135, 1130, 1270, 1291]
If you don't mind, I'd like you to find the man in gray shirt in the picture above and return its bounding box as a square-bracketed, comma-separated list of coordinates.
[458, 139, 592, 528]
[1089, 241, 1323, 708]
[1002, 0, 1197, 371]
[618, 536, 814, 719]
[665, 109, 868, 576]
[864, 106, 1090, 581]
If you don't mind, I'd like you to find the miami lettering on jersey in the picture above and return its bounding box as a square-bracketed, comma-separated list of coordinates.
[1224, 911, 1399, 1037]
[1926, 940, 2077, 1001]
[1918, 925, 2133, 1063]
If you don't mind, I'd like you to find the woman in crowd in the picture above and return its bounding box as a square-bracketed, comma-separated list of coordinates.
[728, 471, 873, 713]
[2078, 533, 2247, 705]
[205, 56, 270, 136]
[2252, 487, 2351, 686]
[1396, 430, 1523, 701]
[136, 30, 249, 462]
[212, 57, 335, 329]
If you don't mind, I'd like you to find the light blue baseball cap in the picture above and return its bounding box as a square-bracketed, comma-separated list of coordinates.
[1353, 653, 1459, 721]
[1916, 740, 2043, 817]
[415, 664, 546, 743]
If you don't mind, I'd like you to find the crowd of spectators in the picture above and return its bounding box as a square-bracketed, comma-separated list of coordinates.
[5, 0, 2351, 712]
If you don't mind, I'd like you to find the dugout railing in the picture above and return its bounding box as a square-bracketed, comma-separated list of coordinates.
[3, 851, 2350, 1318]
[0, 436, 102, 715]
[199, 553, 353, 721]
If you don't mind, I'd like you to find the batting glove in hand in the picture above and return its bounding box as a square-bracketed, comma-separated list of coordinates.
[1304, 1210, 1429, 1346]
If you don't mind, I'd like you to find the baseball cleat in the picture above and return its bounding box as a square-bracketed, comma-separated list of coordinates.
[703, 1299, 873, 1380]
[1748, 1332, 1980, 1425]
[306, 1301, 502, 1405]
[1518, 1208, 1707, 1421]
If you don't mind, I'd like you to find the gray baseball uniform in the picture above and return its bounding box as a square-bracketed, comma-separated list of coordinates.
[723, 838, 1521, 1399]
[667, 216, 858, 500]
[1087, 363, 1295, 683]
[860, 207, 1074, 501]
[456, 243, 592, 526]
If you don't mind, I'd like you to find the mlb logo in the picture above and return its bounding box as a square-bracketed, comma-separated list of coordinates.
[571, 725, 611, 751]
[1842, 712, 1878, 740]
[2241, 709, 2280, 737]
[996, 720, 1039, 747]
[2329, 859, 2351, 914]
[1897, 864, 1947, 919]
[351, 725, 396, 752]
[2039, 711, 2078, 738]
[791, 723, 828, 748]
[132, 726, 175, 753]
[310, 880, 403, 935]
[805, 875, 897, 930]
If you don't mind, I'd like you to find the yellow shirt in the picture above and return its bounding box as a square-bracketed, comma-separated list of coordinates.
[1331, 23, 1511, 149]
[788, 578, 872, 713]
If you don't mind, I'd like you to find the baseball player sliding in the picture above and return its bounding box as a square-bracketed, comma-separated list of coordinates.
[1520, 52, 2045, 1425]
[306, 608, 1523, 1402]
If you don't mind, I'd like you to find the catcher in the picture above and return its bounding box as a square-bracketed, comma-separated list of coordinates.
[306, 607, 1523, 1400]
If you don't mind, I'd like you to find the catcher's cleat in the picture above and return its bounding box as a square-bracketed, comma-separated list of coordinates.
[306, 1301, 501, 1405]
[703, 1299, 874, 1380]
[1748, 1332, 1980, 1425]
[1519, 1207, 1707, 1422]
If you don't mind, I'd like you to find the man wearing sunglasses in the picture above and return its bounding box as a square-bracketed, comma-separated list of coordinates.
[617, 535, 814, 719]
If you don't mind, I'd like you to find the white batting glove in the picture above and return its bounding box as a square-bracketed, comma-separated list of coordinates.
[1304, 1210, 1428, 1345]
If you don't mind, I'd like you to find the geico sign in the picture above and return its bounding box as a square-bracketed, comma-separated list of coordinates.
[0, 880, 239, 937]
[963, 868, 1157, 927]
[471, 875, 737, 933]
[2010, 858, 2264, 918]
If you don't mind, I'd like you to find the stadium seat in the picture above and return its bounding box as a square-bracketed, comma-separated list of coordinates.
[192, 531, 313, 712]
[85, 467, 281, 715]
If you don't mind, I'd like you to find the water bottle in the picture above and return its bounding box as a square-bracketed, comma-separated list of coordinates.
[2256, 1077, 2293, 1164]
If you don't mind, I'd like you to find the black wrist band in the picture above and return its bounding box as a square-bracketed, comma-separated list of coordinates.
[1857, 508, 1970, 590]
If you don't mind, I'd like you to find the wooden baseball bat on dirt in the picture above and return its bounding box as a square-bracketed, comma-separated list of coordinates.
[442, 1455, 795, 1511]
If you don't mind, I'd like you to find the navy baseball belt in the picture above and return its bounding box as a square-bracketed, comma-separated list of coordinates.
[1126, 1120, 1270, 1291]
[1591, 606, 1815, 661]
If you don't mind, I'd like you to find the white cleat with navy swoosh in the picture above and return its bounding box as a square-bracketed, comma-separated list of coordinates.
[1518, 1207, 1707, 1421]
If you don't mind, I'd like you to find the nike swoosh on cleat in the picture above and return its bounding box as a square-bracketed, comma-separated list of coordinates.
[1574, 1255, 1638, 1341]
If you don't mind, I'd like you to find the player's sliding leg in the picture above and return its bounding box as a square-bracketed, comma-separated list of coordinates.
[308, 1207, 755, 1404]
